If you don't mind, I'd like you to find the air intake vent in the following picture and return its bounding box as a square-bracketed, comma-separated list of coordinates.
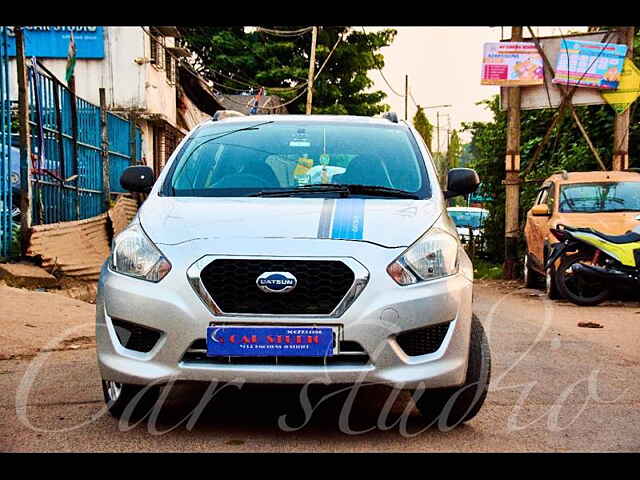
[112, 318, 162, 353]
[395, 321, 451, 356]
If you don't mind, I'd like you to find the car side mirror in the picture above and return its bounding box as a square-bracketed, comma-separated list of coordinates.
[120, 166, 155, 193]
[444, 168, 480, 199]
[531, 204, 550, 216]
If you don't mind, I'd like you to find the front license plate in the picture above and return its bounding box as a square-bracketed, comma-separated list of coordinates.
[206, 326, 336, 357]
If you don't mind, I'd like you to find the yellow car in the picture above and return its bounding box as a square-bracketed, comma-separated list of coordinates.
[523, 170, 640, 297]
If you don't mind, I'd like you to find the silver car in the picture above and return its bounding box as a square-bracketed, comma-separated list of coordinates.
[97, 113, 491, 426]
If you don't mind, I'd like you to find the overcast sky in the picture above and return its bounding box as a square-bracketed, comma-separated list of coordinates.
[365, 26, 588, 149]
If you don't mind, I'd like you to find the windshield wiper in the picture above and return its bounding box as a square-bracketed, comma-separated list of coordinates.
[250, 183, 420, 199]
[249, 184, 351, 197]
[334, 184, 420, 199]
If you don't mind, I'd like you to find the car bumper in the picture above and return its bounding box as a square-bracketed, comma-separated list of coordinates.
[96, 243, 474, 391]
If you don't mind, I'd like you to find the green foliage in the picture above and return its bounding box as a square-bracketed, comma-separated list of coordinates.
[412, 105, 433, 151]
[447, 129, 462, 168]
[177, 26, 397, 116]
[473, 259, 504, 280]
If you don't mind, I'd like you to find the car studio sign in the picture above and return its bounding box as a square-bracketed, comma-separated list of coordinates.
[6, 26, 105, 59]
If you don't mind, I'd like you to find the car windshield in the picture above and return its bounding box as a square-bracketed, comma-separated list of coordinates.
[163, 120, 430, 198]
[449, 210, 487, 229]
[559, 182, 640, 213]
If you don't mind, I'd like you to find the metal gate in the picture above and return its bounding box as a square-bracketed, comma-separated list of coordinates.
[27, 62, 143, 226]
[0, 26, 12, 258]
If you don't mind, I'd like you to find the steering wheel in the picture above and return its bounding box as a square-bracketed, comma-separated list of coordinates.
[212, 173, 275, 189]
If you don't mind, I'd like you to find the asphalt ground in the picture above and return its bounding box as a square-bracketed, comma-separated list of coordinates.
[1, 280, 639, 452]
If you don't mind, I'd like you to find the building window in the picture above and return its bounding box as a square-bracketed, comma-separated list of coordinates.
[165, 50, 175, 84]
[149, 29, 165, 69]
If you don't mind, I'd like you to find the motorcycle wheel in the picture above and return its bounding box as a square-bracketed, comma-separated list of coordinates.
[555, 253, 610, 306]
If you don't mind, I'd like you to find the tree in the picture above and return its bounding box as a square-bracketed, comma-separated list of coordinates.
[412, 105, 433, 151]
[177, 26, 397, 115]
[446, 129, 462, 169]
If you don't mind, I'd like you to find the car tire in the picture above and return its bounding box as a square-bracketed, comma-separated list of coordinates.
[523, 253, 539, 288]
[555, 253, 610, 307]
[101, 379, 160, 420]
[413, 315, 491, 429]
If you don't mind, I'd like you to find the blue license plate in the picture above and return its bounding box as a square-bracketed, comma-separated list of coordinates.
[206, 326, 336, 357]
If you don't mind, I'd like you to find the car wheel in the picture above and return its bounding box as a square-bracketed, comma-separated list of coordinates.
[523, 253, 539, 288]
[101, 379, 160, 420]
[413, 315, 491, 429]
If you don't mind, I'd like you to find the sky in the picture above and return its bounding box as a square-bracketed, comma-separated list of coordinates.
[365, 26, 588, 149]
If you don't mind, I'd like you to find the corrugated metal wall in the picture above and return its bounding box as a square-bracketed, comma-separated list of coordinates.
[27, 195, 138, 281]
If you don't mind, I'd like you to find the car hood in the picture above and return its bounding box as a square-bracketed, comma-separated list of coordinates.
[138, 196, 442, 248]
[552, 211, 640, 235]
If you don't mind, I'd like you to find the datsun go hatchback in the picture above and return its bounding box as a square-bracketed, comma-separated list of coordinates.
[97, 114, 491, 427]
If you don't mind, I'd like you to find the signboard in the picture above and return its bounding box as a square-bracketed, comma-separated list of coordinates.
[481, 42, 544, 86]
[602, 58, 640, 114]
[500, 31, 625, 111]
[6, 26, 104, 59]
[552, 39, 627, 89]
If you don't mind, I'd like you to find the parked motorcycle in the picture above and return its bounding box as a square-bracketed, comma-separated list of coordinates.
[545, 219, 640, 306]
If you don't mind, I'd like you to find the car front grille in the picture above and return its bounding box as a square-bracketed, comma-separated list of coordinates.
[181, 339, 371, 366]
[395, 321, 451, 356]
[199, 259, 355, 315]
[111, 318, 162, 353]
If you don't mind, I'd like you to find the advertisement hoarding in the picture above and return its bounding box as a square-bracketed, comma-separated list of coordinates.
[481, 42, 544, 86]
[552, 38, 627, 90]
[499, 31, 625, 111]
[6, 26, 104, 59]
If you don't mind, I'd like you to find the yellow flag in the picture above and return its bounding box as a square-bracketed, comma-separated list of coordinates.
[602, 58, 640, 114]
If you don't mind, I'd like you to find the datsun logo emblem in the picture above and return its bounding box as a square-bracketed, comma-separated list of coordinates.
[256, 272, 297, 294]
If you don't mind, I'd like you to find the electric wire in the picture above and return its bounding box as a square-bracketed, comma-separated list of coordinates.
[360, 27, 404, 98]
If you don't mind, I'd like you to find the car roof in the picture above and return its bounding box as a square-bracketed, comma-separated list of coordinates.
[201, 114, 408, 128]
[545, 170, 640, 185]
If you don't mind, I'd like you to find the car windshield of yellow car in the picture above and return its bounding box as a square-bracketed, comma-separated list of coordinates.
[559, 182, 640, 213]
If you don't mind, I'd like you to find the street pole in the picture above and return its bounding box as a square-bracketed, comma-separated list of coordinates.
[404, 74, 408, 121]
[612, 26, 635, 171]
[15, 27, 32, 255]
[504, 26, 523, 280]
[99, 88, 110, 212]
[305, 26, 318, 115]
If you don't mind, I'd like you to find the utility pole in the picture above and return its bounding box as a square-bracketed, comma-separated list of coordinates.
[15, 27, 32, 255]
[504, 26, 523, 280]
[612, 26, 635, 171]
[305, 26, 318, 115]
[404, 74, 408, 120]
[99, 88, 110, 212]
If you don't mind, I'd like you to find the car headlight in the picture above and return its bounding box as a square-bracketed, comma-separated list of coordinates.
[387, 227, 459, 285]
[110, 222, 171, 282]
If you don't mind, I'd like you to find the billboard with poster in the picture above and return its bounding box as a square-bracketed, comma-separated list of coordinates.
[552, 38, 627, 90]
[481, 42, 544, 86]
[499, 31, 627, 111]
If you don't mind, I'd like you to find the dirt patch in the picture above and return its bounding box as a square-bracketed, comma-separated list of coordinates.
[47, 277, 98, 304]
[0, 284, 96, 361]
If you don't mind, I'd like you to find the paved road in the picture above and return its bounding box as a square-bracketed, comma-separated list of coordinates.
[1, 280, 639, 452]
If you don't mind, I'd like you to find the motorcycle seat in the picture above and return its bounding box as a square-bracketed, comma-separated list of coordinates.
[591, 231, 640, 244]
[560, 225, 640, 244]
